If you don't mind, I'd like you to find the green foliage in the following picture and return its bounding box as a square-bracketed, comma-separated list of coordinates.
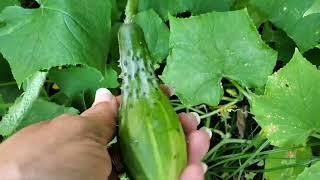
[0, 95, 5, 116]
[0, 0, 112, 85]
[296, 161, 320, 179]
[49, 66, 119, 98]
[138, 0, 235, 20]
[0, 56, 22, 115]
[111, 0, 122, 22]
[161, 9, 277, 106]
[109, 22, 122, 65]
[261, 22, 296, 63]
[1, 0, 320, 178]
[251, 50, 320, 147]
[16, 99, 78, 131]
[134, 9, 169, 64]
[0, 55, 14, 83]
[185, 0, 236, 15]
[232, 0, 267, 27]
[251, 0, 320, 52]
[0, 0, 19, 11]
[265, 147, 312, 179]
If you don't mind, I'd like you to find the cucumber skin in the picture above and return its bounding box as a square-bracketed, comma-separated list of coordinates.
[118, 23, 187, 180]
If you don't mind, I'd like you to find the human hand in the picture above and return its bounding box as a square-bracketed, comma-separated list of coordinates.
[0, 87, 211, 180]
[0, 88, 118, 180]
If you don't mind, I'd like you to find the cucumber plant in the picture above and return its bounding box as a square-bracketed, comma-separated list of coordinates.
[1, 0, 320, 179]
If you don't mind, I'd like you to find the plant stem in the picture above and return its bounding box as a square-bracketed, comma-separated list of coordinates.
[200, 98, 241, 119]
[171, 102, 205, 115]
[214, 158, 319, 173]
[0, 81, 16, 87]
[205, 116, 211, 128]
[124, 0, 138, 24]
[0, 71, 47, 136]
[170, 99, 181, 103]
[205, 138, 250, 160]
[212, 129, 225, 138]
[209, 142, 320, 168]
[222, 96, 237, 102]
[227, 140, 270, 178]
[174, 106, 185, 111]
[229, 79, 251, 100]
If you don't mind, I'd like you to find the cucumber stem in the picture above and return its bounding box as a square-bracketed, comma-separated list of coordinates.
[124, 0, 139, 24]
[0, 71, 47, 136]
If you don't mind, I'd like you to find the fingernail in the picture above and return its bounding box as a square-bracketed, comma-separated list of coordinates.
[200, 127, 212, 139]
[201, 163, 208, 173]
[190, 112, 201, 126]
[93, 88, 114, 106]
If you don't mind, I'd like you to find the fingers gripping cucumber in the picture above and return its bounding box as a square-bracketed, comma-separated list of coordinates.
[118, 23, 187, 180]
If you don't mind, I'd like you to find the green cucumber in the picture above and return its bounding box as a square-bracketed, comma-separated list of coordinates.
[118, 23, 187, 180]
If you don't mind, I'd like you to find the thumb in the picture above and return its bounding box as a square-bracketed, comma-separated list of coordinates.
[80, 88, 119, 142]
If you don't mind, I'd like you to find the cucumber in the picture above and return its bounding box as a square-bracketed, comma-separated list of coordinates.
[118, 23, 187, 180]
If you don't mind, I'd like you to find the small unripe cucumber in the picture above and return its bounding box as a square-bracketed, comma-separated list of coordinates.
[118, 23, 187, 180]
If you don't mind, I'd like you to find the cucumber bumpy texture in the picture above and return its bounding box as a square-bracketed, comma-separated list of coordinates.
[118, 23, 187, 180]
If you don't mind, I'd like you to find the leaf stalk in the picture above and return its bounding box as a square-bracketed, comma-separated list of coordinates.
[124, 0, 139, 24]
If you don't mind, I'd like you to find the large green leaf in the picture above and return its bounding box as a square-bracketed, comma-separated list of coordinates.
[138, 0, 185, 20]
[265, 147, 312, 180]
[49, 66, 119, 98]
[262, 22, 296, 63]
[296, 161, 320, 180]
[110, 0, 121, 22]
[134, 9, 169, 64]
[304, 0, 320, 16]
[0, 0, 18, 11]
[232, 0, 267, 27]
[16, 99, 79, 131]
[0, 0, 112, 85]
[251, 0, 320, 52]
[161, 9, 277, 106]
[185, 0, 235, 15]
[138, 0, 235, 20]
[251, 50, 320, 147]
